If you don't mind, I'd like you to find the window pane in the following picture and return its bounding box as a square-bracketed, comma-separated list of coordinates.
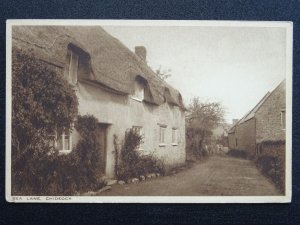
[134, 81, 144, 100]
[57, 136, 63, 150]
[57, 128, 63, 150]
[64, 135, 70, 150]
[69, 51, 79, 84]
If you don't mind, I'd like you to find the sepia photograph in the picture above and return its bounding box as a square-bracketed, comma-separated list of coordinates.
[5, 20, 292, 203]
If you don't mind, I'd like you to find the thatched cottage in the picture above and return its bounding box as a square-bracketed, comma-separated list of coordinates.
[228, 79, 286, 157]
[12, 26, 186, 177]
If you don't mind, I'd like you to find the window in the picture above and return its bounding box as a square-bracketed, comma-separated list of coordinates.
[172, 128, 178, 145]
[281, 110, 286, 130]
[159, 125, 167, 146]
[132, 126, 144, 150]
[132, 80, 144, 101]
[68, 50, 79, 85]
[235, 138, 238, 147]
[50, 127, 72, 154]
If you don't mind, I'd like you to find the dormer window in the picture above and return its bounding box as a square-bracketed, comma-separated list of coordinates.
[67, 43, 90, 85]
[68, 50, 79, 85]
[132, 76, 146, 102]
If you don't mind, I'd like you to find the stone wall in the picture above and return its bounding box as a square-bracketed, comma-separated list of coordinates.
[255, 80, 286, 143]
[228, 132, 237, 150]
[235, 118, 256, 156]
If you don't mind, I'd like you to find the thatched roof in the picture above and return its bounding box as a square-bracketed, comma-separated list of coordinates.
[12, 26, 185, 109]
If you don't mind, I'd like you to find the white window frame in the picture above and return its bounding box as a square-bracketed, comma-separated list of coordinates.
[281, 109, 286, 130]
[68, 50, 79, 85]
[171, 128, 178, 146]
[159, 125, 167, 147]
[50, 127, 72, 154]
[132, 126, 144, 150]
[131, 80, 144, 102]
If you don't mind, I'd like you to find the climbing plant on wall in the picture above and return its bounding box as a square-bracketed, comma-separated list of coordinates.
[11, 47, 78, 195]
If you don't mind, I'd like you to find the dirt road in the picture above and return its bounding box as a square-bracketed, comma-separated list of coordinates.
[97, 155, 280, 196]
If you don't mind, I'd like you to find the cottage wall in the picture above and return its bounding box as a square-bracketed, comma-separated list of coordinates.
[235, 118, 256, 156]
[255, 81, 286, 143]
[73, 82, 186, 177]
[228, 132, 237, 150]
[12, 28, 186, 179]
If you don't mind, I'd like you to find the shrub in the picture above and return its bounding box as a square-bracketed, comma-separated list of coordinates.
[11, 47, 78, 195]
[116, 129, 165, 181]
[185, 127, 211, 159]
[11, 48, 105, 195]
[227, 149, 248, 159]
[255, 141, 285, 194]
[43, 115, 106, 195]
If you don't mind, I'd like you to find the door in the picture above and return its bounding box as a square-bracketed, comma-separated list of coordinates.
[95, 123, 108, 174]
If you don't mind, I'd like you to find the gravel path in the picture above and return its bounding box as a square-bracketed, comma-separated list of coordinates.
[97, 154, 280, 196]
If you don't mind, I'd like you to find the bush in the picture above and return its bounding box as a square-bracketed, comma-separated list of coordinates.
[116, 129, 165, 181]
[47, 115, 106, 195]
[11, 48, 105, 195]
[227, 149, 248, 159]
[185, 127, 211, 159]
[11, 47, 78, 195]
[255, 141, 285, 194]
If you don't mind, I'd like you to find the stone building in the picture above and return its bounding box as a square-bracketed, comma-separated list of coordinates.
[228, 79, 286, 157]
[12, 26, 186, 178]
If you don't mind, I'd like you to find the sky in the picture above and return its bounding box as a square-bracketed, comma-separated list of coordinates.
[102, 25, 286, 123]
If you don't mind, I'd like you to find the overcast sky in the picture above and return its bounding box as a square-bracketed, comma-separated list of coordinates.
[102, 25, 286, 123]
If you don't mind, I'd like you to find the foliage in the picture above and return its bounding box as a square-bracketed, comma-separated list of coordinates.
[255, 141, 285, 194]
[116, 129, 165, 181]
[216, 133, 229, 147]
[227, 149, 248, 159]
[155, 65, 172, 80]
[186, 98, 225, 129]
[11, 48, 105, 195]
[13, 114, 106, 195]
[11, 47, 79, 195]
[185, 98, 225, 157]
[71, 115, 105, 192]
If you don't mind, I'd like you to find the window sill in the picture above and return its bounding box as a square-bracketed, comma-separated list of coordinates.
[159, 143, 166, 147]
[171, 143, 178, 146]
[59, 150, 72, 155]
[131, 96, 143, 102]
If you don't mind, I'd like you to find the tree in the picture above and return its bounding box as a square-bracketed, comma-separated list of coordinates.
[155, 65, 172, 80]
[185, 97, 225, 157]
[12, 47, 78, 194]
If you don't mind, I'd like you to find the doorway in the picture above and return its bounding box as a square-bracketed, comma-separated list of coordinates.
[95, 123, 109, 174]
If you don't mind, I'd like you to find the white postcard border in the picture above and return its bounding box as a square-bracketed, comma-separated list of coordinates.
[5, 19, 293, 203]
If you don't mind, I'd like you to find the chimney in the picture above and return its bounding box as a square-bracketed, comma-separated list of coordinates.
[135, 46, 147, 62]
[232, 119, 239, 125]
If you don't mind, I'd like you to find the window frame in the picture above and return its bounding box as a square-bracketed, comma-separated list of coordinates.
[68, 50, 79, 85]
[50, 127, 72, 154]
[131, 80, 145, 102]
[158, 124, 167, 147]
[171, 128, 178, 146]
[281, 109, 286, 130]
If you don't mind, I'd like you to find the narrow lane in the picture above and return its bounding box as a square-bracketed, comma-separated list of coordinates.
[97, 155, 280, 196]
